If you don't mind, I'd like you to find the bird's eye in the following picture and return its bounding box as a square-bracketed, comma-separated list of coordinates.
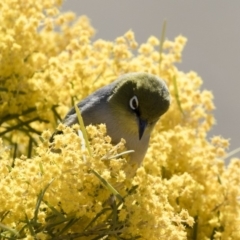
[129, 96, 138, 110]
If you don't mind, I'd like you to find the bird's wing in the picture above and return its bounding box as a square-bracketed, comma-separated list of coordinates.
[63, 81, 117, 126]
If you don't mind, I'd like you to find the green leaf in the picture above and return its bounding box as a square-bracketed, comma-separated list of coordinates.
[34, 179, 54, 224]
[25, 213, 35, 237]
[0, 222, 19, 237]
[223, 147, 240, 160]
[173, 75, 185, 115]
[101, 150, 134, 160]
[159, 20, 167, 73]
[74, 104, 92, 157]
[91, 169, 123, 202]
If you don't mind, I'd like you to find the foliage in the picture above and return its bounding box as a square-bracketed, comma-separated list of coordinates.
[0, 0, 239, 239]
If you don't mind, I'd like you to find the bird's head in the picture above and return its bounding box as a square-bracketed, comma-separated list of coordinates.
[108, 72, 170, 140]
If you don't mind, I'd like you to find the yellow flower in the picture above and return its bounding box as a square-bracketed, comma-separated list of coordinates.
[147, 36, 160, 46]
[124, 29, 135, 41]
[0, 1, 239, 239]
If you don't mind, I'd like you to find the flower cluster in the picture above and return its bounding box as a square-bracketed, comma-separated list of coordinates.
[0, 124, 193, 239]
[0, 0, 239, 239]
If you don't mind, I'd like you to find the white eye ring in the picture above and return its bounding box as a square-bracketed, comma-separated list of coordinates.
[129, 96, 138, 110]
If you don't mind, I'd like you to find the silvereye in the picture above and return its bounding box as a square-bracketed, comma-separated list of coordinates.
[59, 72, 170, 164]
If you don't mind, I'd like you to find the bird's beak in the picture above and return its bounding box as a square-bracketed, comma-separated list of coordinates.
[138, 118, 147, 140]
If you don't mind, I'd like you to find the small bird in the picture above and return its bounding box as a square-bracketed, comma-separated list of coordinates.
[58, 72, 170, 165]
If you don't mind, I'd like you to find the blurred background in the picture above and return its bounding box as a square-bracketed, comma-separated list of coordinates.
[62, 0, 240, 159]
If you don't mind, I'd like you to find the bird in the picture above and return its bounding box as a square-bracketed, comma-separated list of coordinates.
[55, 72, 170, 165]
